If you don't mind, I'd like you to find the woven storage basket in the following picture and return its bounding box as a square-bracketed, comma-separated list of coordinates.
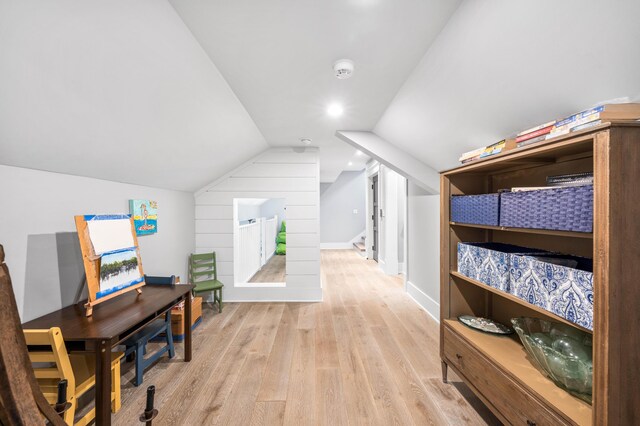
[451, 194, 500, 226]
[500, 185, 593, 232]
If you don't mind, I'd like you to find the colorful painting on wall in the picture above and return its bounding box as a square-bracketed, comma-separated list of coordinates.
[129, 199, 158, 236]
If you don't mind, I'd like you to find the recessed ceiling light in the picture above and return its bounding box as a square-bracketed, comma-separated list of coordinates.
[348, 161, 353, 166]
[327, 103, 344, 117]
[300, 138, 312, 145]
[355, 150, 363, 156]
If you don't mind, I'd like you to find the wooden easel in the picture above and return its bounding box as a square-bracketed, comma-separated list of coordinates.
[75, 216, 145, 316]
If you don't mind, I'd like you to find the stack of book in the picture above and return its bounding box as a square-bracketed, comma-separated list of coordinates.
[546, 172, 593, 187]
[458, 139, 515, 164]
[508, 173, 594, 192]
[515, 121, 556, 147]
[458, 103, 640, 164]
[546, 103, 640, 139]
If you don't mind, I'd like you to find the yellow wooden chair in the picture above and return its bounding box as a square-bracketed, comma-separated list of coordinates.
[24, 327, 123, 426]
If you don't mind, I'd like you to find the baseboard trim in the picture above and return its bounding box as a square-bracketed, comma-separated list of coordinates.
[406, 280, 440, 323]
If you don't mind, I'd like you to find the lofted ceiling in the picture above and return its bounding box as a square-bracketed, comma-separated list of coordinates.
[375, 1, 640, 173]
[168, 0, 461, 182]
[0, 0, 267, 191]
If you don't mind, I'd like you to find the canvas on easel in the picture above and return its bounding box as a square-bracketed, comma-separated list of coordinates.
[75, 215, 145, 316]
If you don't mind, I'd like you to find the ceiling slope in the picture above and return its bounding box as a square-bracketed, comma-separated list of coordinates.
[375, 0, 640, 172]
[0, 0, 268, 191]
[168, 0, 461, 181]
[336, 131, 439, 193]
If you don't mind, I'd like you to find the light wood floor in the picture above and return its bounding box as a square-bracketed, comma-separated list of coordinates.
[113, 250, 499, 425]
[249, 254, 286, 283]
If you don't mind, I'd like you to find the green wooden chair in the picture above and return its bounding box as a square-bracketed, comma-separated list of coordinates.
[189, 252, 224, 313]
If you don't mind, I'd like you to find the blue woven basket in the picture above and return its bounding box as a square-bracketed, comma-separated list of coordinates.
[451, 194, 500, 226]
[500, 185, 593, 232]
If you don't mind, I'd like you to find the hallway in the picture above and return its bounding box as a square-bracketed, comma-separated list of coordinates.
[113, 249, 497, 425]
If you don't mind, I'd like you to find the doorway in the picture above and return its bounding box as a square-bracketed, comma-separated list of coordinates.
[372, 174, 379, 262]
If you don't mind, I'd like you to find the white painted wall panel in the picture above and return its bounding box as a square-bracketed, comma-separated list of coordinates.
[195, 148, 321, 301]
[232, 163, 317, 178]
[287, 219, 318, 234]
[287, 234, 319, 248]
[286, 261, 320, 276]
[195, 233, 233, 248]
[286, 205, 318, 219]
[286, 275, 321, 288]
[198, 191, 317, 206]
[195, 205, 233, 219]
[195, 219, 233, 234]
[195, 247, 234, 261]
[286, 248, 320, 262]
[256, 151, 318, 164]
[213, 177, 317, 192]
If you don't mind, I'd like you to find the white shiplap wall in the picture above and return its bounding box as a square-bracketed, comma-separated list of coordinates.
[194, 147, 321, 301]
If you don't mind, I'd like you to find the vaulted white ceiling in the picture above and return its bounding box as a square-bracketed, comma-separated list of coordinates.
[6, 1, 636, 192]
[0, 0, 267, 191]
[375, 1, 640, 173]
[168, 0, 461, 182]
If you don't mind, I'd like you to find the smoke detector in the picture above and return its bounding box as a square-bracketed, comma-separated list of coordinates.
[333, 59, 354, 79]
[300, 138, 312, 145]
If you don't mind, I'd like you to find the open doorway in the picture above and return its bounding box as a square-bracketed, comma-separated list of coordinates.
[365, 162, 407, 276]
[372, 174, 379, 262]
[233, 198, 286, 287]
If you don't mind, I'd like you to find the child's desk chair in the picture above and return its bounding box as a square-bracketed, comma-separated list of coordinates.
[24, 327, 123, 426]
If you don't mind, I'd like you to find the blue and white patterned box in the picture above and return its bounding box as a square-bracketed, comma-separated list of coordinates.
[509, 254, 593, 330]
[457, 243, 544, 293]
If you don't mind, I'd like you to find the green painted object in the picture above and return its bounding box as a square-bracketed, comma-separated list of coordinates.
[189, 252, 224, 313]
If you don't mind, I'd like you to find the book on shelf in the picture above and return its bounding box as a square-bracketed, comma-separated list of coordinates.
[547, 103, 640, 139]
[516, 134, 547, 148]
[459, 139, 516, 163]
[515, 124, 555, 142]
[510, 186, 554, 192]
[516, 120, 556, 137]
[458, 147, 485, 162]
[547, 172, 593, 186]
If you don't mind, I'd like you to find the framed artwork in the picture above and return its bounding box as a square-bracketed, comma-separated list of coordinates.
[75, 214, 146, 316]
[129, 199, 158, 236]
[98, 248, 143, 298]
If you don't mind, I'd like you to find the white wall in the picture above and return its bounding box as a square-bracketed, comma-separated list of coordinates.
[397, 175, 406, 270]
[195, 148, 321, 301]
[259, 198, 286, 232]
[237, 204, 261, 223]
[0, 0, 267, 191]
[0, 165, 195, 322]
[320, 171, 366, 248]
[405, 182, 440, 320]
[374, 0, 640, 172]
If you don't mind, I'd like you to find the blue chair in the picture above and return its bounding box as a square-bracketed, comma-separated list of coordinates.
[123, 275, 176, 386]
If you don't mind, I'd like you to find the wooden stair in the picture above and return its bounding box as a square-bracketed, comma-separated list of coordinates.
[353, 237, 366, 255]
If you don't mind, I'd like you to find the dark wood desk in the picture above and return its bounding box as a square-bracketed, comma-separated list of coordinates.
[22, 284, 194, 425]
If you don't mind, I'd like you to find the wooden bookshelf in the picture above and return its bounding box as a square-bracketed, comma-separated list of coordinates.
[450, 271, 592, 334]
[449, 221, 593, 239]
[440, 123, 640, 425]
[444, 319, 592, 425]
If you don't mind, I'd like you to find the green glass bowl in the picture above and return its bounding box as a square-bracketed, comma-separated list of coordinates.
[511, 317, 593, 404]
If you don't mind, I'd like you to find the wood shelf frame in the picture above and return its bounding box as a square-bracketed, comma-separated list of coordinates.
[440, 123, 640, 425]
[449, 221, 593, 239]
[444, 319, 592, 425]
[450, 271, 592, 334]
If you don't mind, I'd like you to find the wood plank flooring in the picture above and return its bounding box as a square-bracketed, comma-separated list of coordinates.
[249, 255, 286, 283]
[113, 250, 499, 425]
